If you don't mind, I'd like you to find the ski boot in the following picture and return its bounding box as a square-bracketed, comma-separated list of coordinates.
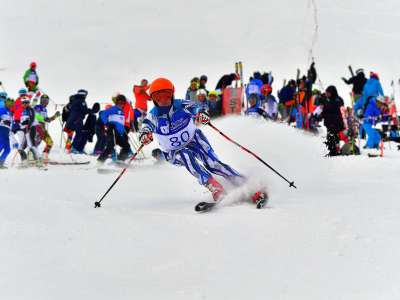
[251, 191, 268, 209]
[65, 140, 72, 153]
[195, 178, 225, 212]
[205, 177, 225, 202]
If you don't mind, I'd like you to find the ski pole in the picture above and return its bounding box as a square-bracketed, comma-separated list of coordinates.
[128, 133, 146, 159]
[94, 143, 145, 208]
[208, 122, 297, 189]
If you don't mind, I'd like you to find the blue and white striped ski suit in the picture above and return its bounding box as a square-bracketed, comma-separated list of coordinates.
[141, 99, 243, 185]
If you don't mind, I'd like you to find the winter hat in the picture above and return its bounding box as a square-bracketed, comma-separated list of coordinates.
[0, 92, 7, 99]
[325, 85, 339, 99]
[196, 89, 207, 96]
[370, 72, 379, 80]
[30, 61, 37, 69]
[208, 90, 218, 97]
[200, 75, 208, 82]
[92, 102, 101, 113]
[115, 94, 127, 104]
[253, 71, 261, 79]
[376, 95, 387, 104]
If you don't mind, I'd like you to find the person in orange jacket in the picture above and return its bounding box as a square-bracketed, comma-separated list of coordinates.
[133, 79, 151, 131]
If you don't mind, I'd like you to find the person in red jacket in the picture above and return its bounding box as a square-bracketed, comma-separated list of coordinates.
[11, 88, 29, 133]
[123, 99, 135, 131]
[133, 79, 151, 130]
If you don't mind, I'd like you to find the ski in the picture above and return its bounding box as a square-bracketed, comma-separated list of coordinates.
[46, 161, 90, 165]
[195, 190, 269, 212]
[97, 168, 119, 174]
[195, 201, 216, 212]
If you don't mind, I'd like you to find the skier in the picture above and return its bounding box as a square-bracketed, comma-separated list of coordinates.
[97, 94, 132, 163]
[139, 78, 266, 208]
[245, 94, 267, 119]
[215, 73, 239, 91]
[185, 78, 199, 102]
[245, 77, 262, 104]
[199, 75, 209, 94]
[278, 79, 296, 120]
[261, 84, 278, 120]
[72, 102, 100, 153]
[319, 86, 345, 156]
[65, 89, 90, 153]
[34, 94, 60, 158]
[23, 62, 39, 92]
[0, 92, 7, 109]
[354, 94, 383, 149]
[342, 68, 367, 103]
[17, 96, 42, 164]
[193, 89, 209, 113]
[0, 98, 14, 168]
[93, 104, 112, 155]
[208, 90, 222, 118]
[356, 72, 384, 118]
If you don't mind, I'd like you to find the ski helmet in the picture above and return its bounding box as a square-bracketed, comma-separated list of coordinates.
[18, 88, 28, 95]
[77, 89, 88, 97]
[21, 96, 30, 104]
[261, 84, 272, 96]
[30, 61, 37, 69]
[0, 92, 7, 100]
[149, 78, 175, 97]
[5, 98, 14, 107]
[40, 94, 50, 105]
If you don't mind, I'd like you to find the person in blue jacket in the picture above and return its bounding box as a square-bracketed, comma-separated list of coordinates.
[358, 72, 384, 113]
[0, 92, 7, 109]
[0, 98, 14, 168]
[97, 94, 132, 163]
[354, 95, 383, 149]
[245, 76, 263, 101]
[245, 94, 267, 118]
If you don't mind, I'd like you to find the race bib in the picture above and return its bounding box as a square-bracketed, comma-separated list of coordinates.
[155, 119, 196, 152]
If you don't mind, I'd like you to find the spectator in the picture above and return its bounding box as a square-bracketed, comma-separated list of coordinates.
[23, 62, 39, 92]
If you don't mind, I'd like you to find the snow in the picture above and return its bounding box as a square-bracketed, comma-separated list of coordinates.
[1, 117, 400, 300]
[2, 0, 400, 299]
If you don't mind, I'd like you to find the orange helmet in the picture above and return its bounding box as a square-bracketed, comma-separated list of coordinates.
[149, 78, 175, 97]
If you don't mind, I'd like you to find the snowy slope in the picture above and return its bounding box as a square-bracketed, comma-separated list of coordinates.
[1, 117, 400, 300]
